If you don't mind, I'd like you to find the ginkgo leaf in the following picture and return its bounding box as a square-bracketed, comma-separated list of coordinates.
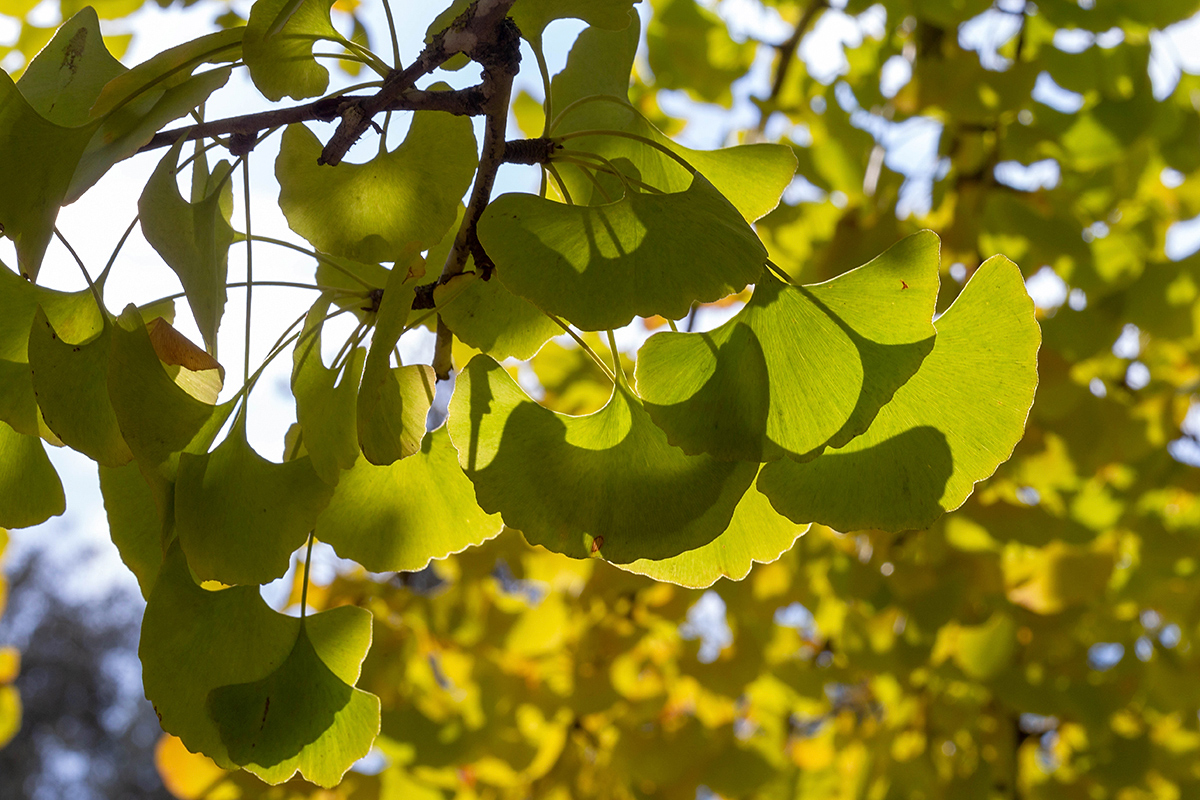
[478, 174, 766, 331]
[28, 307, 133, 467]
[176, 414, 334, 586]
[550, 17, 796, 223]
[635, 231, 940, 462]
[293, 298, 366, 485]
[98, 460, 163, 598]
[758, 256, 1040, 532]
[510, 0, 636, 45]
[0, 261, 102, 436]
[243, 0, 339, 101]
[425, 206, 560, 361]
[447, 355, 757, 563]
[139, 136, 235, 353]
[208, 616, 380, 787]
[315, 427, 503, 572]
[16, 7, 124, 126]
[358, 262, 435, 466]
[276, 111, 477, 262]
[0, 359, 38, 437]
[0, 419, 65, 529]
[107, 305, 217, 468]
[141, 544, 379, 783]
[622, 475, 808, 588]
[0, 69, 98, 280]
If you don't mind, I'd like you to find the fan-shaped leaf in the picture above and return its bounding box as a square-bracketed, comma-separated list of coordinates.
[141, 544, 379, 784]
[293, 298, 366, 485]
[0, 419, 64, 529]
[176, 415, 334, 585]
[138, 136, 235, 353]
[447, 355, 757, 563]
[758, 256, 1040, 532]
[479, 174, 766, 331]
[208, 617, 379, 787]
[98, 461, 162, 598]
[635, 231, 939, 461]
[276, 112, 477, 262]
[550, 18, 795, 222]
[622, 476, 808, 588]
[315, 427, 502, 572]
[357, 262, 435, 466]
[243, 0, 338, 101]
[28, 308, 133, 467]
[107, 306, 217, 468]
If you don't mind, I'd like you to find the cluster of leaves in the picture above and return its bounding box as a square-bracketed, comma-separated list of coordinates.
[10, 0, 1161, 794]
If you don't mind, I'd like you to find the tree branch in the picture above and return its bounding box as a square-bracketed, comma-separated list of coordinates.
[756, 0, 828, 133]
[319, 0, 521, 166]
[139, 86, 490, 154]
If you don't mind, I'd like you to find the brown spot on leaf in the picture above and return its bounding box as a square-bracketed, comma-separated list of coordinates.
[591, 536, 604, 554]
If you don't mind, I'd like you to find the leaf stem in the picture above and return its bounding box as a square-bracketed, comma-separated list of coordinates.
[544, 163, 573, 204]
[544, 315, 616, 384]
[99, 216, 139, 285]
[606, 329, 626, 387]
[299, 532, 316, 620]
[53, 227, 104, 313]
[244, 234, 375, 289]
[557, 128, 696, 174]
[242, 155, 253, 379]
[548, 93, 633, 134]
[533, 40, 553, 136]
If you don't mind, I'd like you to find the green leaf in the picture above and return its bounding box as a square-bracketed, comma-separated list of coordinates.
[98, 460, 163, 598]
[15, 8, 124, 126]
[276, 112, 478, 262]
[645, 0, 755, 108]
[208, 612, 380, 788]
[293, 299, 367, 485]
[634, 231, 940, 461]
[357, 263, 435, 466]
[70, 67, 233, 203]
[0, 359, 38, 437]
[550, 18, 795, 223]
[510, 0, 636, 45]
[758, 256, 1040, 532]
[28, 308, 133, 467]
[176, 415, 334, 585]
[447, 355, 757, 563]
[0, 419, 65, 529]
[141, 544, 379, 782]
[138, 137, 235, 354]
[425, 206, 560, 361]
[622, 476, 808, 588]
[88, 29, 242, 119]
[107, 305, 217, 468]
[0, 72, 98, 280]
[479, 174, 766, 331]
[243, 0, 339, 101]
[314, 427, 502, 572]
[0, 261, 102, 435]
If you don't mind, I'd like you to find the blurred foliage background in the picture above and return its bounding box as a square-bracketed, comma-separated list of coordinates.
[5, 0, 1200, 797]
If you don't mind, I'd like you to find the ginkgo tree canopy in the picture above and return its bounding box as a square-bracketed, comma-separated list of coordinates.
[17, 0, 1199, 796]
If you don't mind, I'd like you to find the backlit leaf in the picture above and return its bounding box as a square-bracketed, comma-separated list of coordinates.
[138, 136, 235, 353]
[758, 256, 1040, 532]
[0, 419, 65, 529]
[622, 476, 808, 588]
[479, 174, 766, 331]
[315, 427, 502, 572]
[276, 112, 477, 262]
[635, 231, 939, 461]
[29, 307, 133, 467]
[176, 414, 334, 585]
[447, 355, 757, 563]
[243, 0, 339, 101]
